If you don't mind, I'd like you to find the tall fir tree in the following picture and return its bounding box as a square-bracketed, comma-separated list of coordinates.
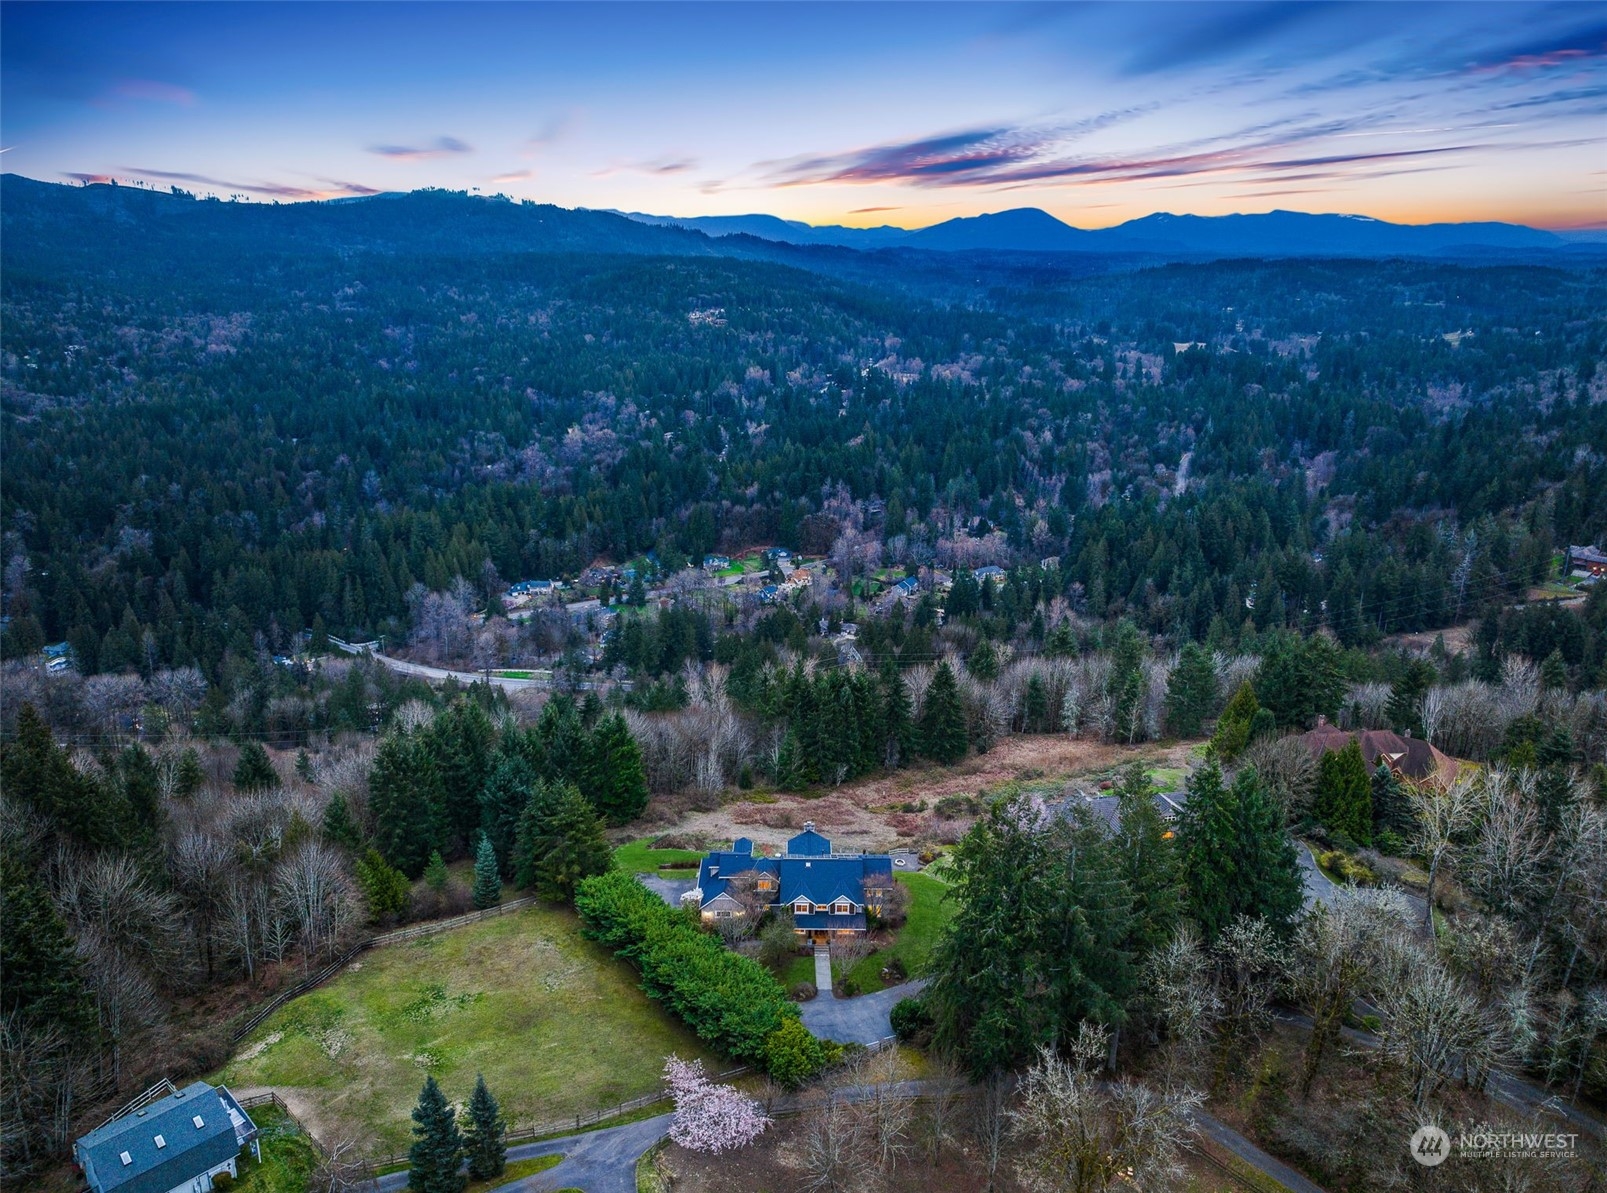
[369, 731, 447, 878]
[918, 661, 968, 765]
[471, 834, 502, 910]
[479, 751, 535, 877]
[462, 1074, 506, 1181]
[1113, 764, 1181, 957]
[322, 791, 363, 851]
[926, 791, 1133, 1079]
[232, 741, 278, 792]
[355, 848, 410, 923]
[1106, 619, 1147, 744]
[533, 785, 613, 904]
[174, 746, 205, 799]
[424, 850, 450, 893]
[1316, 741, 1373, 846]
[1210, 682, 1260, 762]
[426, 700, 496, 847]
[407, 1076, 465, 1193]
[1177, 761, 1303, 941]
[1370, 762, 1414, 843]
[1165, 642, 1218, 739]
[512, 781, 567, 890]
[585, 712, 649, 825]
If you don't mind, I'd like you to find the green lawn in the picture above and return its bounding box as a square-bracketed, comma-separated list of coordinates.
[782, 954, 816, 989]
[846, 872, 953, 994]
[217, 905, 718, 1156]
[234, 1106, 319, 1193]
[613, 839, 708, 876]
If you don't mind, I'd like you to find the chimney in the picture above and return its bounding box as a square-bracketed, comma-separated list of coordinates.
[1316, 715, 1328, 728]
[803, 820, 816, 833]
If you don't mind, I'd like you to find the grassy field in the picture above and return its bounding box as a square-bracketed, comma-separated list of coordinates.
[234, 1106, 319, 1193]
[613, 838, 707, 876]
[217, 905, 718, 1156]
[847, 872, 953, 994]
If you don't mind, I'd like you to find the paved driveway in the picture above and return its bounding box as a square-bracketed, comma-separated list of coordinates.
[373, 1113, 671, 1193]
[801, 979, 928, 1045]
[638, 874, 695, 906]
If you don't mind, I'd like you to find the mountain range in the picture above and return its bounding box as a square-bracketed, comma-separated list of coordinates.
[4, 174, 1601, 274]
[619, 205, 1591, 258]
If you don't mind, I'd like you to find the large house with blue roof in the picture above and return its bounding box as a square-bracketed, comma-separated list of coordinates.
[75, 1082, 258, 1193]
[685, 824, 894, 945]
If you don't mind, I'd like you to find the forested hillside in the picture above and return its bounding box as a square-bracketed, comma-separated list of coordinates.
[4, 180, 1604, 696]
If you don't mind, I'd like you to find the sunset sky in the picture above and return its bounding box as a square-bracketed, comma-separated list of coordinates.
[3, 1, 1604, 229]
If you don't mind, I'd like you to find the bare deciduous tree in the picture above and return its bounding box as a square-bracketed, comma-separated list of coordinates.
[1010, 1022, 1201, 1193]
[1408, 773, 1480, 935]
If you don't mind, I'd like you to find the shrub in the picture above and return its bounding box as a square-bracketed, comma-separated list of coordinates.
[212, 1173, 234, 1193]
[790, 982, 817, 1001]
[574, 872, 803, 1074]
[763, 1019, 833, 1088]
[1317, 850, 1377, 887]
[890, 995, 934, 1044]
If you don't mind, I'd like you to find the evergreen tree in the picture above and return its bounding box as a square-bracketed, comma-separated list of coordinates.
[1370, 762, 1414, 843]
[232, 741, 278, 791]
[585, 712, 649, 824]
[1, 704, 126, 848]
[1021, 672, 1050, 733]
[355, 848, 411, 923]
[174, 747, 205, 799]
[1316, 741, 1373, 846]
[511, 781, 566, 890]
[1113, 764, 1181, 957]
[471, 835, 502, 910]
[1165, 642, 1218, 738]
[1177, 761, 1302, 942]
[295, 748, 315, 783]
[880, 652, 919, 765]
[427, 700, 496, 847]
[967, 638, 999, 682]
[407, 1076, 465, 1193]
[479, 751, 535, 877]
[918, 661, 968, 765]
[926, 790, 1133, 1078]
[1210, 682, 1260, 762]
[0, 856, 96, 1037]
[369, 731, 447, 878]
[1539, 648, 1569, 691]
[424, 850, 450, 893]
[462, 1074, 506, 1181]
[1255, 634, 1344, 729]
[1385, 658, 1435, 737]
[534, 785, 613, 904]
[1106, 619, 1147, 744]
[322, 792, 363, 851]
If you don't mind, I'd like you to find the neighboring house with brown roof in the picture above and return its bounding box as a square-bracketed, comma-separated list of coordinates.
[1295, 718, 1459, 786]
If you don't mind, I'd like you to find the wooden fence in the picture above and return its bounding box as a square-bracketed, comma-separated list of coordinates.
[229, 897, 540, 1042]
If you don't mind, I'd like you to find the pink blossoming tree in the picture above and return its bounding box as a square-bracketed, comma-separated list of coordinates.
[664, 1055, 771, 1154]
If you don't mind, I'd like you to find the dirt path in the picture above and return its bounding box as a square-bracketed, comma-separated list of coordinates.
[667, 735, 1201, 854]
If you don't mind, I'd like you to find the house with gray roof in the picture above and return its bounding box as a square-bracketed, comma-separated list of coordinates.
[75, 1082, 258, 1193]
[684, 824, 894, 945]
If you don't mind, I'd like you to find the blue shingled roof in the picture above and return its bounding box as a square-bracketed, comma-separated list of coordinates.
[785, 828, 832, 856]
[794, 912, 867, 931]
[76, 1083, 254, 1193]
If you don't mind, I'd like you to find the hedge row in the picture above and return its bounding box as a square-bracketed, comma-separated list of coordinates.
[574, 871, 803, 1072]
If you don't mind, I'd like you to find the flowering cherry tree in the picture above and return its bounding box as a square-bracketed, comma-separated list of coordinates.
[664, 1055, 771, 1154]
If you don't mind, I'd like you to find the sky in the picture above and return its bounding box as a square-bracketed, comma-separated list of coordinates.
[2, 2, 1604, 230]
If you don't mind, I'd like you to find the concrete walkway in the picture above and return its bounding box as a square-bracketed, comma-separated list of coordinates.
[813, 949, 832, 995]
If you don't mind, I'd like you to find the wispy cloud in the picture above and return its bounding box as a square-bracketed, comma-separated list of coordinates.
[112, 79, 196, 105]
[490, 169, 533, 184]
[116, 167, 377, 199]
[1120, 1, 1341, 78]
[368, 135, 473, 161]
[594, 156, 699, 178]
[850, 206, 900, 214]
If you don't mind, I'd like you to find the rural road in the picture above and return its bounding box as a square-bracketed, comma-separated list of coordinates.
[328, 644, 625, 694]
[372, 1113, 671, 1193]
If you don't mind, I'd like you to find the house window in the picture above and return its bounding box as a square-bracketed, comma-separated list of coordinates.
[794, 900, 810, 914]
[834, 901, 851, 914]
[758, 878, 775, 892]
